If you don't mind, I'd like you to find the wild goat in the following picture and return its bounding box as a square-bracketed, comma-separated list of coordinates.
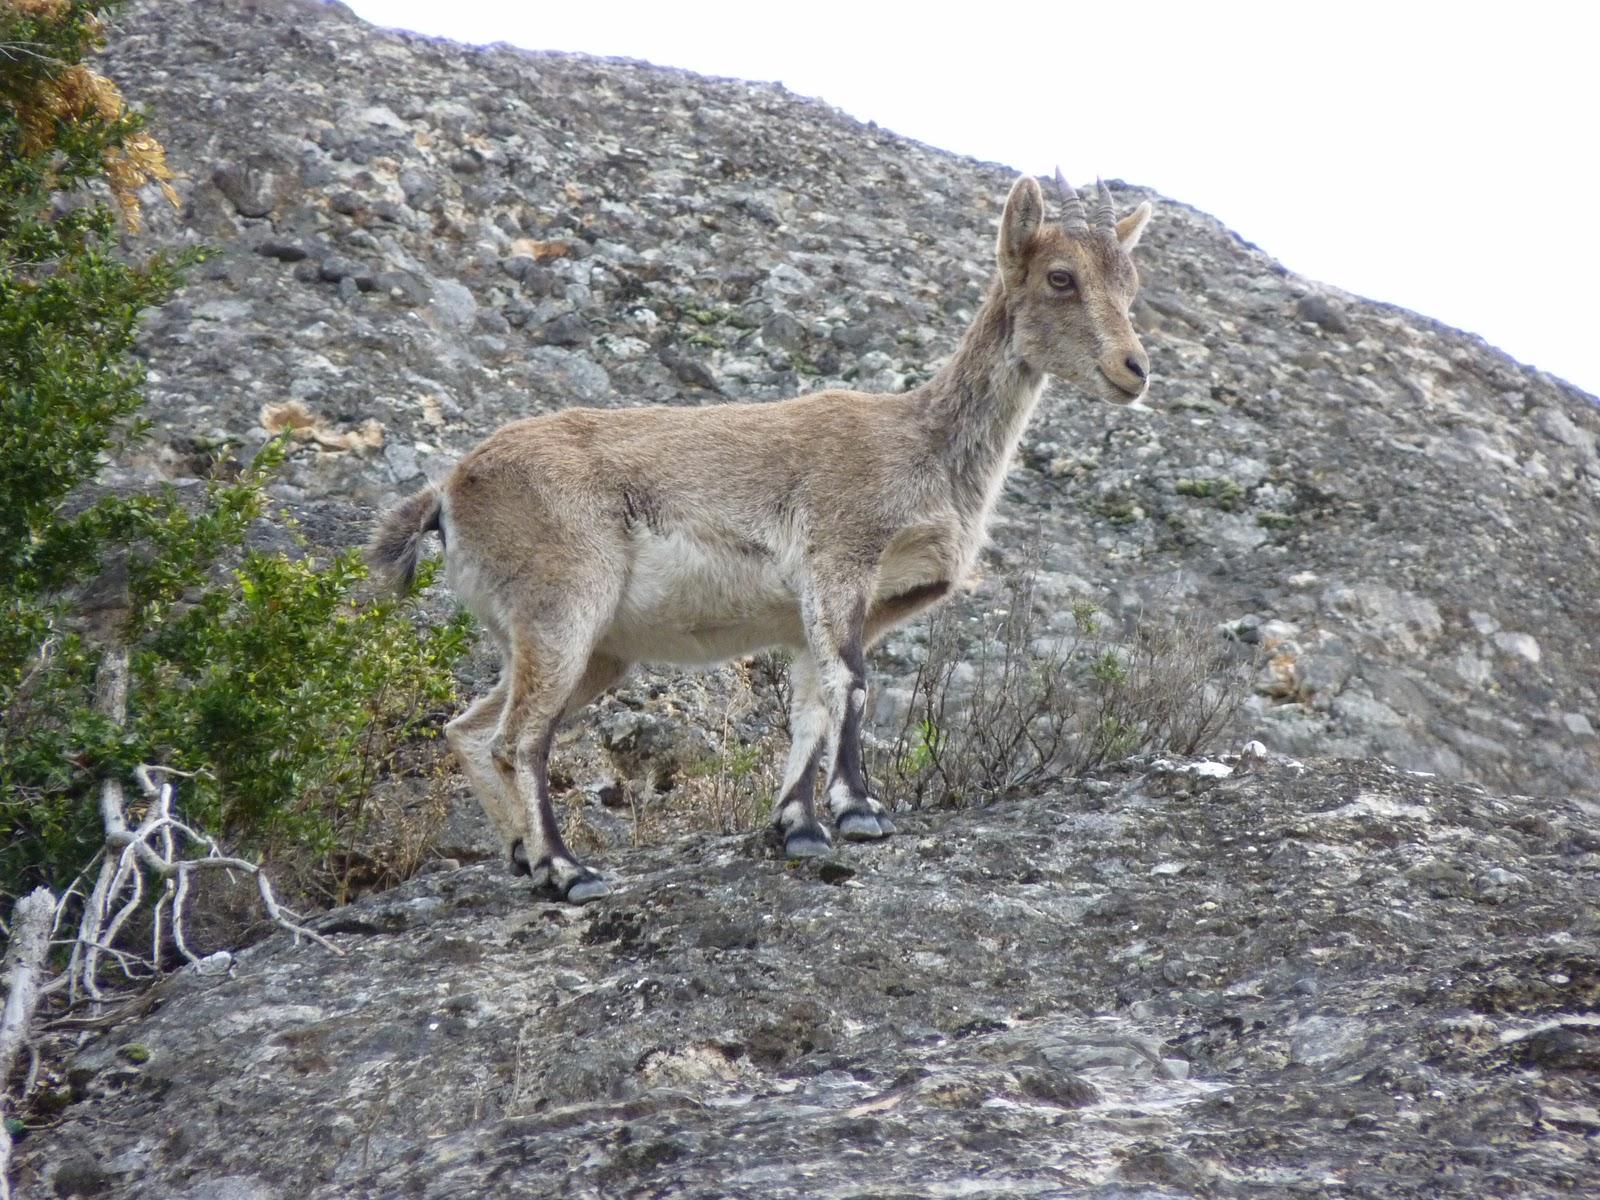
[370, 172, 1153, 903]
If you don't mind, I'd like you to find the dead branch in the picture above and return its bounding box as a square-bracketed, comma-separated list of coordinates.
[66, 649, 343, 1004]
[0, 888, 54, 1200]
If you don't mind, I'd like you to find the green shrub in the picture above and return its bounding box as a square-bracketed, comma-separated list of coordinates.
[0, 1, 468, 909]
[131, 554, 472, 857]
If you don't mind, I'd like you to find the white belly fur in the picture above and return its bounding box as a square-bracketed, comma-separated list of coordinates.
[601, 531, 803, 666]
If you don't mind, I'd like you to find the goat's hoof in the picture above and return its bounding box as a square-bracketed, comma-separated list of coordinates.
[561, 872, 612, 905]
[837, 808, 895, 841]
[783, 824, 834, 859]
[535, 863, 611, 905]
[518, 848, 610, 904]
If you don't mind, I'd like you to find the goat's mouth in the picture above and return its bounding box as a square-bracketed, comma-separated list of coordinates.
[1097, 372, 1147, 405]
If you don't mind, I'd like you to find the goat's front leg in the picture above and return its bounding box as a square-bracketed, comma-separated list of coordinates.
[801, 577, 896, 845]
[771, 652, 832, 858]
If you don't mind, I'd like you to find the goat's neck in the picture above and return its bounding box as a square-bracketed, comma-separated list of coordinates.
[923, 279, 1045, 514]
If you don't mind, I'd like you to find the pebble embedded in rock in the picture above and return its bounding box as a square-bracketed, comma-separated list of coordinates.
[659, 347, 720, 391]
[255, 239, 308, 262]
[398, 167, 439, 210]
[537, 312, 592, 347]
[1294, 293, 1352, 334]
[760, 312, 805, 353]
[212, 153, 292, 218]
[1492, 631, 1542, 664]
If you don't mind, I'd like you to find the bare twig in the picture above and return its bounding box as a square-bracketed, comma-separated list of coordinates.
[0, 888, 54, 1200]
[67, 648, 343, 1002]
[877, 560, 1246, 809]
[0, 39, 61, 68]
[2, 648, 352, 1196]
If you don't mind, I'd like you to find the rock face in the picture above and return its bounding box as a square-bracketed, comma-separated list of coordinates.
[22, 755, 1600, 1197]
[98, 0, 1599, 802]
[24, 4, 1600, 1193]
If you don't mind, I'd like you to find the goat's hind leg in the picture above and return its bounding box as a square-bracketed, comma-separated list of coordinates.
[446, 678, 528, 868]
[493, 637, 617, 905]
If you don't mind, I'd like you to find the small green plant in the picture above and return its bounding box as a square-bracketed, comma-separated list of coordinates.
[687, 741, 763, 786]
[675, 735, 777, 837]
[643, 658, 788, 839]
[1071, 598, 1100, 636]
[1098, 493, 1143, 525]
[1093, 714, 1141, 762]
[897, 717, 943, 778]
[1175, 477, 1246, 511]
[1089, 649, 1128, 686]
[682, 305, 728, 326]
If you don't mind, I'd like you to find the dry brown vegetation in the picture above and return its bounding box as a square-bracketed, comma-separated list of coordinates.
[873, 563, 1249, 811]
[614, 657, 788, 846]
[2, 10, 176, 229]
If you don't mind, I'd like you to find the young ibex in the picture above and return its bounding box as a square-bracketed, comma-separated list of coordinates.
[371, 172, 1153, 903]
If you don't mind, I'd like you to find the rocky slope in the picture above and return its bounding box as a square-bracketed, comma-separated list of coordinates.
[22, 754, 1600, 1197]
[94, 0, 1599, 805]
[16, 2, 1600, 1194]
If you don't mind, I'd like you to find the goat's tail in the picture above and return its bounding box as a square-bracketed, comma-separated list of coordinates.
[367, 485, 442, 596]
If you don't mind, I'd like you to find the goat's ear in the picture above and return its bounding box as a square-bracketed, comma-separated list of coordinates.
[1116, 201, 1153, 251]
[997, 175, 1045, 286]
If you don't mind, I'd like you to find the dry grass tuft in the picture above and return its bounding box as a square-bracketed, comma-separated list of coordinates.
[643, 658, 785, 840]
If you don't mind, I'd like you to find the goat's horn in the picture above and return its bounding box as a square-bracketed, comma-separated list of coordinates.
[1055, 167, 1089, 232]
[1094, 179, 1117, 231]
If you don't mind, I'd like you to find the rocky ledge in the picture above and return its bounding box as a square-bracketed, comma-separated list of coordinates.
[23, 755, 1600, 1198]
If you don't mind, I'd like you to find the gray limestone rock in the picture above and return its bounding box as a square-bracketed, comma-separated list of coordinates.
[19, 758, 1600, 1198]
[1294, 292, 1353, 334]
[211, 153, 294, 218]
[536, 311, 592, 347]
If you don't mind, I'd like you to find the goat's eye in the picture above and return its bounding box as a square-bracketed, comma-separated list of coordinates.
[1047, 269, 1075, 292]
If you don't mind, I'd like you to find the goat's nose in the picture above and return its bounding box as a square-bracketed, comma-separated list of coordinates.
[1099, 347, 1149, 397]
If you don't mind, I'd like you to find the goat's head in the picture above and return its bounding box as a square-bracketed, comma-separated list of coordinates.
[996, 171, 1153, 404]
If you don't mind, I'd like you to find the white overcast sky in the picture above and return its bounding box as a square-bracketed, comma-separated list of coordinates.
[344, 0, 1600, 398]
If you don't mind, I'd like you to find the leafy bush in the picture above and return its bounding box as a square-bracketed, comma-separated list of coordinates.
[131, 553, 471, 864]
[0, 0, 468, 910]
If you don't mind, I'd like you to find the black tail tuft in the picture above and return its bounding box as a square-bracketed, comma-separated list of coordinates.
[366, 486, 442, 595]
